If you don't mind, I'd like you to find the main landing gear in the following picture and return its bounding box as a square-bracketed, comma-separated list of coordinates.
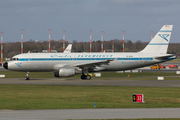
[25, 72, 30, 80]
[81, 74, 91, 80]
[81, 69, 91, 80]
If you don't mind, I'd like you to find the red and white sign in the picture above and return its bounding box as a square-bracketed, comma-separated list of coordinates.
[132, 94, 144, 103]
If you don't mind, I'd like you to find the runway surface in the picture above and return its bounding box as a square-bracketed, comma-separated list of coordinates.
[1, 78, 180, 87]
[1, 108, 180, 120]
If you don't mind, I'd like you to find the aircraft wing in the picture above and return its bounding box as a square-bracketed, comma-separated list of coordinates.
[73, 59, 115, 69]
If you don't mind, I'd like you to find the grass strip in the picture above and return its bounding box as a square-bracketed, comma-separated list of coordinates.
[0, 85, 180, 110]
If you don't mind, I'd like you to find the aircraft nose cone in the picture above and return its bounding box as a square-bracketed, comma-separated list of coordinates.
[3, 62, 8, 69]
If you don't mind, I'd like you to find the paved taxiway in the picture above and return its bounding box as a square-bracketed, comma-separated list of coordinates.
[1, 78, 180, 87]
[1, 108, 180, 119]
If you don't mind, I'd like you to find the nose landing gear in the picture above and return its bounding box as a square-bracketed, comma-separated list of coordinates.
[25, 72, 30, 80]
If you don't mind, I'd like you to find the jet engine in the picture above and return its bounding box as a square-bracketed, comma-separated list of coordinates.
[54, 67, 81, 77]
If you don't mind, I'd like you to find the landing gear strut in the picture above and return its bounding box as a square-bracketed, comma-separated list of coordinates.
[25, 72, 30, 80]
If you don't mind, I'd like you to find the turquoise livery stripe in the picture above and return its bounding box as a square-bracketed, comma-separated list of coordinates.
[148, 43, 168, 45]
[159, 30, 172, 32]
[18, 57, 153, 61]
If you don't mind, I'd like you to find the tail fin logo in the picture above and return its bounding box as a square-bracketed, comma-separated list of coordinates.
[158, 34, 170, 41]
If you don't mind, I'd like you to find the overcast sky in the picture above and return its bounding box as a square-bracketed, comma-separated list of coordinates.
[0, 0, 180, 43]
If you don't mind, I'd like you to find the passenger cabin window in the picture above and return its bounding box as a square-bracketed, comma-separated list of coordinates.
[10, 58, 19, 61]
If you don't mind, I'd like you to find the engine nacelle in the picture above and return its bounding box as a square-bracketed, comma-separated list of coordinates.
[54, 67, 81, 77]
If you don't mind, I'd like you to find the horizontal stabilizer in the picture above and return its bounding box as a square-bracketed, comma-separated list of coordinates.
[155, 55, 176, 61]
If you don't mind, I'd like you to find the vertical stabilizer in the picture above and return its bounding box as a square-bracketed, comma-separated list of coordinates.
[64, 44, 72, 53]
[140, 25, 173, 54]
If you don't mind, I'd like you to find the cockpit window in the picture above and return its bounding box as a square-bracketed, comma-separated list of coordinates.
[10, 58, 19, 61]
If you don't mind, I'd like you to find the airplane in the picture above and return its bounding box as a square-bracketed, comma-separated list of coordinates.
[3, 25, 176, 80]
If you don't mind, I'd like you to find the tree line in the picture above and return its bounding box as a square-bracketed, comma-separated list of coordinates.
[2, 39, 180, 58]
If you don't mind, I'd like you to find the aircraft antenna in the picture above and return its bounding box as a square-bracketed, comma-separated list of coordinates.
[1, 32, 3, 63]
[101, 31, 104, 52]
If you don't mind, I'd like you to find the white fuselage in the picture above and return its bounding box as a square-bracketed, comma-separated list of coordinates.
[6, 52, 172, 72]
